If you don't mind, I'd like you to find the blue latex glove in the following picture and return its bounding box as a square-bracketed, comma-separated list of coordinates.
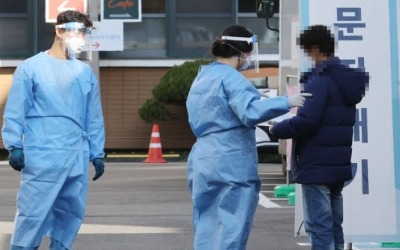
[9, 148, 25, 172]
[92, 158, 105, 181]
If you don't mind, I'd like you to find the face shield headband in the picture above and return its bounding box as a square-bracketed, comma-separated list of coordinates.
[55, 22, 92, 35]
[221, 35, 259, 73]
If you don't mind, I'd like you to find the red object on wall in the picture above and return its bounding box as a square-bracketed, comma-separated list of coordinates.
[46, 0, 87, 23]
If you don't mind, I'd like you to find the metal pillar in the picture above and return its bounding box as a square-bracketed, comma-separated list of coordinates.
[88, 0, 100, 81]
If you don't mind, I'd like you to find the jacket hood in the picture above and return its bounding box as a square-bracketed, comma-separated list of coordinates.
[301, 57, 369, 105]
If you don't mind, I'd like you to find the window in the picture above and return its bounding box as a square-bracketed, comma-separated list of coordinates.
[142, 0, 165, 13]
[238, 17, 279, 55]
[0, 0, 280, 60]
[239, 0, 257, 13]
[100, 0, 167, 59]
[238, 0, 279, 55]
[0, 0, 30, 57]
[167, 0, 234, 57]
[100, 15, 167, 59]
[0, 0, 27, 13]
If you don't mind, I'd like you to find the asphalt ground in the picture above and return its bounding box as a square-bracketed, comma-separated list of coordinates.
[0, 161, 311, 250]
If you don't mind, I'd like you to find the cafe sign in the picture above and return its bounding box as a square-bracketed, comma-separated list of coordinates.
[102, 0, 142, 22]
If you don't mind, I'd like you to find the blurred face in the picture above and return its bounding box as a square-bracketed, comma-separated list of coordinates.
[305, 48, 317, 63]
[305, 46, 329, 65]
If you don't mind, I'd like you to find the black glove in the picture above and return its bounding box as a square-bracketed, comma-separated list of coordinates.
[92, 158, 105, 181]
[9, 148, 25, 172]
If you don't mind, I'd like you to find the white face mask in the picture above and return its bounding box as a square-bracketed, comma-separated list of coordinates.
[64, 37, 85, 54]
[239, 56, 252, 71]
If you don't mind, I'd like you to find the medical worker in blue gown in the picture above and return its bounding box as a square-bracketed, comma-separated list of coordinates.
[186, 24, 311, 250]
[1, 10, 105, 250]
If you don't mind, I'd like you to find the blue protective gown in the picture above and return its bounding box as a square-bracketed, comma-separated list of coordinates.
[1, 52, 105, 249]
[186, 62, 290, 249]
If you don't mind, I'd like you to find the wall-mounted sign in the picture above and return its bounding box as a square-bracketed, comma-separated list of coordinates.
[101, 0, 142, 22]
[85, 21, 124, 51]
[46, 0, 87, 23]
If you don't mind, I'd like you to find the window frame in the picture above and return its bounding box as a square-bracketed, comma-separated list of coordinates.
[0, 0, 280, 61]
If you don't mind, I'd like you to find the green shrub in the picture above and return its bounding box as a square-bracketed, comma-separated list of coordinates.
[139, 59, 212, 123]
[152, 59, 211, 106]
[139, 99, 172, 123]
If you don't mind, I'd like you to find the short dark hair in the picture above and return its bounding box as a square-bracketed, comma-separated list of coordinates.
[211, 25, 253, 58]
[297, 25, 335, 57]
[56, 10, 92, 28]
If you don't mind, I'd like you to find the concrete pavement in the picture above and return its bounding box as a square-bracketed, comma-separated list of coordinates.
[0, 162, 309, 250]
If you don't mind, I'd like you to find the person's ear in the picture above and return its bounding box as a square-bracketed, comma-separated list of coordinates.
[55, 29, 64, 39]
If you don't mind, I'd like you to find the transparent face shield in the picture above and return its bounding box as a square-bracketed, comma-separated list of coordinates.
[221, 35, 259, 73]
[55, 22, 92, 61]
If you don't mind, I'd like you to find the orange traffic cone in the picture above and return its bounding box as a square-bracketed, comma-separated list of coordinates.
[143, 124, 167, 163]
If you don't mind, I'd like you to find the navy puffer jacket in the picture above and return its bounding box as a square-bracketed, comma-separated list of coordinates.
[272, 57, 369, 185]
